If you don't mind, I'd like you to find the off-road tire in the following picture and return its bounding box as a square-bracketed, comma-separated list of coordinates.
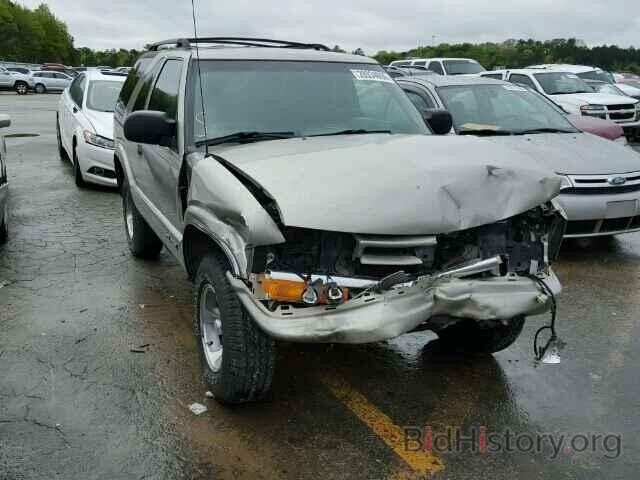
[14, 82, 28, 95]
[122, 177, 163, 259]
[72, 145, 87, 188]
[34, 83, 46, 94]
[193, 253, 276, 404]
[436, 316, 526, 354]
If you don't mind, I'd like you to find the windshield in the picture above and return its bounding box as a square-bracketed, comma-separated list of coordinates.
[86, 80, 124, 112]
[437, 83, 578, 134]
[577, 70, 614, 84]
[590, 82, 626, 96]
[443, 60, 485, 75]
[192, 61, 428, 143]
[533, 72, 593, 95]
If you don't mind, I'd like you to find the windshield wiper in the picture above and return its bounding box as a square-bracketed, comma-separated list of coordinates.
[514, 128, 576, 135]
[197, 131, 296, 147]
[458, 129, 514, 136]
[308, 129, 392, 137]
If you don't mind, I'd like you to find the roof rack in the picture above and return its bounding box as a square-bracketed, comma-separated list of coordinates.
[147, 37, 330, 52]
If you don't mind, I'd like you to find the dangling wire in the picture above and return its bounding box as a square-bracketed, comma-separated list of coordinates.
[527, 273, 559, 360]
[191, 0, 208, 155]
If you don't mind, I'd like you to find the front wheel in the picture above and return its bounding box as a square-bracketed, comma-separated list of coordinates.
[34, 83, 46, 94]
[56, 116, 66, 160]
[194, 253, 276, 404]
[72, 145, 87, 188]
[436, 316, 525, 354]
[122, 177, 163, 258]
[14, 82, 28, 95]
[0, 207, 7, 244]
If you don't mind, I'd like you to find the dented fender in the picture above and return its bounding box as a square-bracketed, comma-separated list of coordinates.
[182, 156, 285, 275]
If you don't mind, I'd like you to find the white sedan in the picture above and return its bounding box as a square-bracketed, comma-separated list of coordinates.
[57, 70, 126, 187]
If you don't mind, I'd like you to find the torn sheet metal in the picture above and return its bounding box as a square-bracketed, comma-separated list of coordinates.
[210, 134, 561, 235]
[227, 270, 561, 344]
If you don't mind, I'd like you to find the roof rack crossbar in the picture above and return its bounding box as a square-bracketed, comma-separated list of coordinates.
[147, 37, 329, 51]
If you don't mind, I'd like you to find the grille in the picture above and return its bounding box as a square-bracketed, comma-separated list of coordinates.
[565, 216, 640, 236]
[565, 171, 640, 194]
[562, 184, 640, 195]
[606, 104, 633, 111]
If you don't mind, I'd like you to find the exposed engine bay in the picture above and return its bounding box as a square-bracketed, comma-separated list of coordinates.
[248, 203, 566, 306]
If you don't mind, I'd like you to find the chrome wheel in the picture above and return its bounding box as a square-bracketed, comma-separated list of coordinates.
[16, 83, 27, 95]
[199, 284, 223, 372]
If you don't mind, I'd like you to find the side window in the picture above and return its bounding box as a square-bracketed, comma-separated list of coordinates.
[132, 73, 154, 112]
[147, 59, 183, 120]
[427, 61, 445, 75]
[509, 74, 537, 90]
[403, 89, 435, 111]
[69, 75, 86, 105]
[118, 57, 151, 109]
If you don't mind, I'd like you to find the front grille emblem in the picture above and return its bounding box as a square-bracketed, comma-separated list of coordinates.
[608, 176, 627, 186]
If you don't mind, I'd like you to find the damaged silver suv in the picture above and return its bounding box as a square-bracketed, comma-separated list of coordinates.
[114, 37, 566, 404]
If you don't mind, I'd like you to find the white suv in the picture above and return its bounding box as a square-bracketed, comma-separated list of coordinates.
[480, 68, 640, 139]
[389, 58, 485, 75]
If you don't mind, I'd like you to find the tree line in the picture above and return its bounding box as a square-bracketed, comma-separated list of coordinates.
[373, 38, 640, 73]
[2, 1, 640, 72]
[0, 0, 140, 66]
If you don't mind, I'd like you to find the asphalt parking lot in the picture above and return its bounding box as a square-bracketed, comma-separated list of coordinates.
[1, 92, 639, 480]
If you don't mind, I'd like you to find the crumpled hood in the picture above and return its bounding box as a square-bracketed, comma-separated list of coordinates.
[212, 134, 561, 235]
[83, 110, 114, 139]
[485, 132, 640, 175]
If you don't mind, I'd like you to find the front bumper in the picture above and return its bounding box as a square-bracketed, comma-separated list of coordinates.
[227, 270, 561, 344]
[76, 140, 116, 187]
[557, 191, 640, 237]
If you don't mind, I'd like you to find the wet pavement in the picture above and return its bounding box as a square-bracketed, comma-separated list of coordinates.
[1, 93, 639, 479]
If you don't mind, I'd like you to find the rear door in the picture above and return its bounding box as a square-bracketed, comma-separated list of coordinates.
[0, 68, 12, 88]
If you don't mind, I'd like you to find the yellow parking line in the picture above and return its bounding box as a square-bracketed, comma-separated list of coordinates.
[322, 375, 445, 476]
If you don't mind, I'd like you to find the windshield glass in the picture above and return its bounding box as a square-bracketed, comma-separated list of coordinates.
[577, 70, 614, 84]
[437, 83, 578, 134]
[533, 72, 593, 94]
[86, 80, 123, 112]
[590, 82, 626, 96]
[191, 61, 428, 143]
[443, 60, 485, 75]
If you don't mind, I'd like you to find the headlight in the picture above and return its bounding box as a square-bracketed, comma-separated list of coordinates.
[559, 175, 573, 190]
[83, 130, 114, 149]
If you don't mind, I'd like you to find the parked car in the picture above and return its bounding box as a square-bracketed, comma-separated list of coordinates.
[390, 57, 485, 75]
[0, 66, 34, 94]
[398, 75, 640, 237]
[566, 114, 626, 144]
[0, 114, 10, 243]
[613, 72, 640, 83]
[41, 63, 77, 77]
[114, 37, 564, 404]
[31, 71, 73, 93]
[528, 64, 640, 100]
[57, 70, 126, 187]
[479, 68, 640, 142]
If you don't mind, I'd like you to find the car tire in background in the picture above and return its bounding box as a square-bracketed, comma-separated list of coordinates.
[193, 252, 276, 404]
[72, 144, 87, 188]
[34, 83, 46, 94]
[14, 82, 28, 95]
[0, 211, 7, 244]
[121, 176, 163, 258]
[56, 116, 67, 160]
[435, 316, 525, 354]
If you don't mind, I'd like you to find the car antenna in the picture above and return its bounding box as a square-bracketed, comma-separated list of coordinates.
[191, 0, 208, 156]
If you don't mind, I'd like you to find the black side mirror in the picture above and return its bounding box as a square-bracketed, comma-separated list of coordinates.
[124, 111, 176, 146]
[422, 109, 453, 135]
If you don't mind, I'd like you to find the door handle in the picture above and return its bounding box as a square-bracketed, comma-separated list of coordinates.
[137, 144, 143, 155]
[73, 106, 78, 114]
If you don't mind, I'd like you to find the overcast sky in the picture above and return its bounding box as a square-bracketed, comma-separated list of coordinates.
[19, 0, 640, 53]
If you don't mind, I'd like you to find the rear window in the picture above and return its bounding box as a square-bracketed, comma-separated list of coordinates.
[443, 60, 485, 75]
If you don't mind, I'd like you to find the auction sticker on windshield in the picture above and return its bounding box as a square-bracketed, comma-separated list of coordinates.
[351, 69, 394, 83]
